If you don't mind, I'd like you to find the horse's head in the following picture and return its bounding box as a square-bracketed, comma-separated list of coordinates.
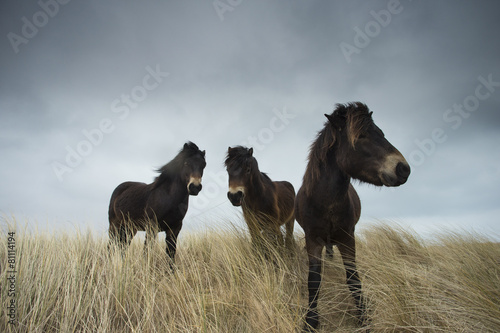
[180, 142, 206, 196]
[225, 146, 256, 206]
[325, 103, 410, 187]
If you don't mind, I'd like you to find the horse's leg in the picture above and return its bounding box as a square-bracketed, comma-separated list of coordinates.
[108, 222, 120, 253]
[284, 216, 295, 249]
[337, 236, 368, 326]
[118, 224, 136, 251]
[248, 222, 263, 253]
[304, 238, 324, 332]
[266, 221, 283, 248]
[144, 228, 155, 254]
[274, 223, 285, 248]
[165, 224, 181, 271]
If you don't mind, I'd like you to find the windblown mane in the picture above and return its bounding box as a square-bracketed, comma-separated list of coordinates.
[303, 102, 373, 195]
[154, 142, 202, 186]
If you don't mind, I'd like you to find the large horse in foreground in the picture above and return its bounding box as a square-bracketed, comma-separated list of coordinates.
[108, 142, 206, 268]
[295, 103, 410, 331]
[225, 146, 296, 248]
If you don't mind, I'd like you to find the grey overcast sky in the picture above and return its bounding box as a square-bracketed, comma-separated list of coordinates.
[1, 0, 499, 238]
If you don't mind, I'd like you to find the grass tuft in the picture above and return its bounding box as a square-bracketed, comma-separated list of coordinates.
[1, 219, 499, 332]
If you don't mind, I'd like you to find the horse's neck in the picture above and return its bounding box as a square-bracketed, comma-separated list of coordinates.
[246, 171, 267, 198]
[321, 152, 351, 197]
[152, 172, 187, 196]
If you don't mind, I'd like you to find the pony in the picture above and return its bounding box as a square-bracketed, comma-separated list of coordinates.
[225, 146, 296, 248]
[108, 142, 206, 268]
[295, 102, 411, 331]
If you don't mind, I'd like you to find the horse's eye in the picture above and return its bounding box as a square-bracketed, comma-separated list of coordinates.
[246, 166, 251, 174]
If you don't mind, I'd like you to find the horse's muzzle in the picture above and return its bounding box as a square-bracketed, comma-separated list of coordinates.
[227, 191, 243, 206]
[382, 161, 411, 186]
[188, 183, 202, 196]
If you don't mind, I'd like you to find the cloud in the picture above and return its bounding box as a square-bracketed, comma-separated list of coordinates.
[1, 0, 499, 237]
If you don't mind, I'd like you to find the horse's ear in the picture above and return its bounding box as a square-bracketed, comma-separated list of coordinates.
[248, 147, 253, 156]
[318, 114, 338, 161]
[325, 113, 342, 131]
[202, 150, 206, 157]
[228, 146, 232, 152]
[184, 143, 189, 150]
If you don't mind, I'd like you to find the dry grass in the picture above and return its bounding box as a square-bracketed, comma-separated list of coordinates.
[1, 219, 500, 332]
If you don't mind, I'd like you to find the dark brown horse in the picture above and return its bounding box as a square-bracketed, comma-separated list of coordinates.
[225, 146, 296, 248]
[296, 103, 411, 331]
[108, 142, 206, 268]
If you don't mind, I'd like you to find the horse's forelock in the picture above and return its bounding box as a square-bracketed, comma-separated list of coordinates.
[344, 102, 372, 147]
[182, 141, 200, 153]
[225, 146, 252, 170]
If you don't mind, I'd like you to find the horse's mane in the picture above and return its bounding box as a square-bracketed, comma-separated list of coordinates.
[303, 102, 372, 195]
[154, 142, 203, 186]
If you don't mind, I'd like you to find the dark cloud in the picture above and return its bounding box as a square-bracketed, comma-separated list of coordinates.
[1, 0, 499, 237]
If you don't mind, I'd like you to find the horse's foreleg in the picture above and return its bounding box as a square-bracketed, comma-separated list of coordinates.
[338, 238, 368, 326]
[165, 225, 181, 271]
[248, 223, 263, 252]
[304, 240, 324, 332]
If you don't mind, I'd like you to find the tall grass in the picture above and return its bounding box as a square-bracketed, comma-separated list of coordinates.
[1, 220, 499, 332]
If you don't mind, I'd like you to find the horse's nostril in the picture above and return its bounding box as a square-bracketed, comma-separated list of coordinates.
[227, 191, 243, 206]
[396, 162, 411, 179]
[189, 183, 202, 195]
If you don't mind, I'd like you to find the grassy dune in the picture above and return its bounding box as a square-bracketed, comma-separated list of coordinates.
[1, 221, 500, 332]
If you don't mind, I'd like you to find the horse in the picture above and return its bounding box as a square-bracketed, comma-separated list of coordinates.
[225, 146, 296, 249]
[108, 142, 206, 268]
[295, 102, 411, 331]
